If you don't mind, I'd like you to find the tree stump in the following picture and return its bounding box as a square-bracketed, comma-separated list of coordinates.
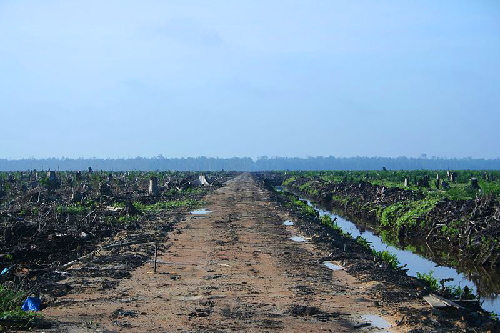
[149, 177, 159, 196]
[470, 178, 480, 190]
[450, 172, 457, 183]
[47, 171, 58, 190]
[71, 190, 82, 203]
[99, 182, 112, 196]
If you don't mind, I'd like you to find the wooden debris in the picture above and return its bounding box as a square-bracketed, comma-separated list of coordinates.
[423, 294, 464, 309]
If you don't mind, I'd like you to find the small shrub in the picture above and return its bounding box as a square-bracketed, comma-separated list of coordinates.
[416, 270, 439, 291]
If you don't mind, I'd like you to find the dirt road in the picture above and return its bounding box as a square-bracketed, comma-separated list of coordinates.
[44, 174, 418, 332]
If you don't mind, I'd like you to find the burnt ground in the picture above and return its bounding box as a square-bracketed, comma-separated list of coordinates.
[38, 174, 495, 332]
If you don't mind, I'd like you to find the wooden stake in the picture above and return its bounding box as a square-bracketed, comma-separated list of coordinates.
[154, 242, 158, 273]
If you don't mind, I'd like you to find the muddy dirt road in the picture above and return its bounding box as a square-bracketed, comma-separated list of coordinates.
[43, 174, 429, 332]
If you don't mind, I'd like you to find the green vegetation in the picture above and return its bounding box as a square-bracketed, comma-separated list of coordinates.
[281, 170, 500, 268]
[416, 270, 476, 301]
[416, 270, 439, 291]
[380, 198, 439, 232]
[117, 215, 139, 224]
[133, 199, 203, 213]
[0, 285, 24, 313]
[56, 205, 88, 215]
[356, 236, 371, 250]
[278, 186, 405, 271]
[0, 285, 39, 327]
[284, 170, 500, 200]
[373, 250, 400, 270]
[320, 214, 345, 235]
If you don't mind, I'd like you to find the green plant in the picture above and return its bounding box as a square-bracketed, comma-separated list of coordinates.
[380, 198, 438, 232]
[56, 205, 87, 215]
[133, 199, 202, 212]
[445, 285, 474, 300]
[0, 285, 25, 314]
[373, 250, 400, 270]
[0, 285, 40, 328]
[416, 270, 439, 291]
[356, 236, 371, 250]
[117, 215, 139, 223]
[282, 177, 296, 186]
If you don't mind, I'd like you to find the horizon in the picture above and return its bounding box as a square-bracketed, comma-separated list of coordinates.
[2, 155, 499, 172]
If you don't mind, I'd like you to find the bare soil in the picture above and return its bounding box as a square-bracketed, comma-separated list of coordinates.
[39, 174, 479, 332]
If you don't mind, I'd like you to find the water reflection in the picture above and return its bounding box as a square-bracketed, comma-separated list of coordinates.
[278, 187, 500, 315]
[291, 236, 307, 242]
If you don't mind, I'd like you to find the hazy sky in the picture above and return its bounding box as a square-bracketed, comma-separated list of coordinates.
[1, 0, 499, 159]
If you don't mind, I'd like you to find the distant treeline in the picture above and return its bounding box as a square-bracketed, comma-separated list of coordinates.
[0, 156, 499, 171]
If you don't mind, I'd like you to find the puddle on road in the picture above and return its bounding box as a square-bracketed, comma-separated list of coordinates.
[290, 236, 307, 242]
[190, 208, 212, 215]
[174, 295, 203, 301]
[323, 261, 343, 271]
[283, 220, 294, 226]
[360, 314, 391, 329]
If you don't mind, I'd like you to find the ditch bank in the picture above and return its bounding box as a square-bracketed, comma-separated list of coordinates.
[256, 174, 500, 331]
[281, 176, 500, 269]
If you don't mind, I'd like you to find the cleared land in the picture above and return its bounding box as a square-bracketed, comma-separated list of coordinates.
[2, 172, 497, 331]
[39, 173, 469, 332]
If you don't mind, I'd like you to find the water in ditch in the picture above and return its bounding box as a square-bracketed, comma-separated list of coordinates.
[280, 188, 500, 315]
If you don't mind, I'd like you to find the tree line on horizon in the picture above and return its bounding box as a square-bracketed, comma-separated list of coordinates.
[0, 156, 499, 171]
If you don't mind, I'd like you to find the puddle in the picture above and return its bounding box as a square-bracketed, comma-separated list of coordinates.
[323, 261, 343, 271]
[190, 208, 212, 215]
[283, 220, 294, 226]
[290, 236, 307, 242]
[174, 295, 203, 301]
[360, 314, 391, 329]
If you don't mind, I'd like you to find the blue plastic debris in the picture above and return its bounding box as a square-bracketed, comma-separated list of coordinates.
[0, 267, 9, 275]
[21, 297, 41, 312]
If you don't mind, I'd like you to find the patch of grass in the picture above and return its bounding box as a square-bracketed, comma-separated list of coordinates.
[56, 205, 88, 215]
[0, 285, 40, 328]
[117, 215, 139, 224]
[0, 285, 25, 313]
[111, 202, 126, 208]
[133, 199, 202, 212]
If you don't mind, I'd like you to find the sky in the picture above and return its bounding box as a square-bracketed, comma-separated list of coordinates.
[0, 0, 499, 159]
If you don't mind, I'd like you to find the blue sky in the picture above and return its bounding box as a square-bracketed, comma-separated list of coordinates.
[1, 0, 499, 159]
